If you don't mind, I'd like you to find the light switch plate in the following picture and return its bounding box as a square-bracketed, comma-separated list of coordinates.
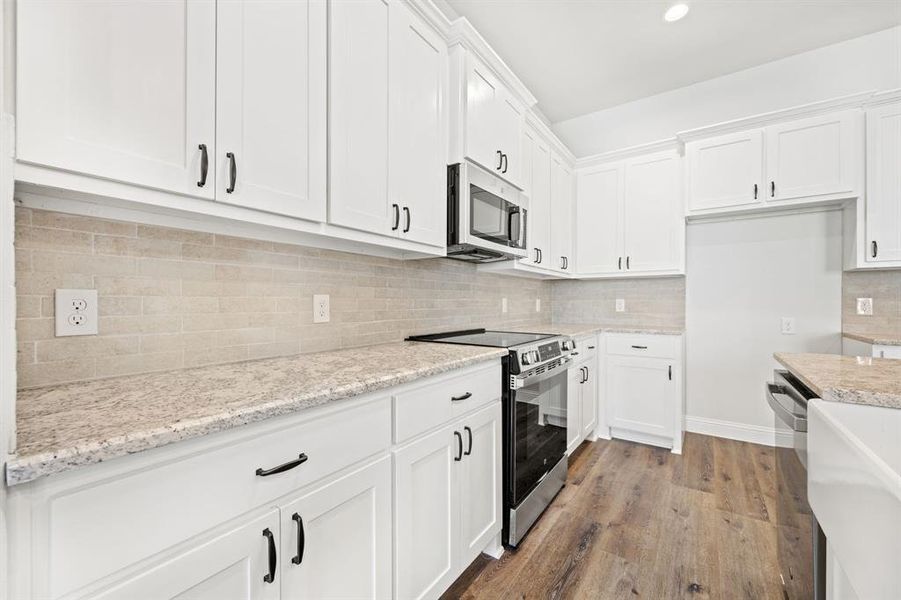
[781, 317, 796, 335]
[615, 299, 625, 313]
[55, 289, 98, 336]
[856, 298, 873, 316]
[313, 294, 330, 323]
[501, 297, 508, 313]
[535, 298, 541, 313]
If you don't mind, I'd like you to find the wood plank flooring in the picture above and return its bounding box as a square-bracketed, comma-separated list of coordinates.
[443, 433, 803, 600]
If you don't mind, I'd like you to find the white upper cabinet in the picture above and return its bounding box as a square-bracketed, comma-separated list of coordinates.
[330, 0, 447, 248]
[765, 110, 860, 202]
[216, 0, 327, 220]
[16, 0, 216, 198]
[623, 152, 684, 274]
[686, 130, 764, 212]
[576, 163, 623, 275]
[549, 154, 574, 272]
[523, 128, 552, 267]
[456, 52, 524, 189]
[866, 100, 901, 263]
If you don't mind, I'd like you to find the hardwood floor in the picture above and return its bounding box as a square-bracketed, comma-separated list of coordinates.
[443, 433, 807, 600]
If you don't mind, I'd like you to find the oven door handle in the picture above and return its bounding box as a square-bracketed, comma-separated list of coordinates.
[765, 382, 807, 432]
[511, 358, 572, 388]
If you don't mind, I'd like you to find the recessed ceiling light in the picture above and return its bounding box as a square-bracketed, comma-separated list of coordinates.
[664, 3, 690, 22]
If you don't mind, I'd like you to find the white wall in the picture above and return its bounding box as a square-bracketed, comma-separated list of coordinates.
[554, 26, 901, 157]
[685, 210, 842, 446]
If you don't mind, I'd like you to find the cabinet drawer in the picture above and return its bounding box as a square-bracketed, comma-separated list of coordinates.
[41, 396, 391, 598]
[606, 334, 679, 359]
[575, 335, 600, 361]
[394, 362, 501, 444]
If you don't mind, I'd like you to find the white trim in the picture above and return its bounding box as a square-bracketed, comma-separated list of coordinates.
[525, 112, 577, 165]
[477, 260, 570, 280]
[686, 416, 794, 448]
[676, 90, 875, 143]
[863, 87, 901, 108]
[576, 138, 681, 169]
[686, 201, 847, 224]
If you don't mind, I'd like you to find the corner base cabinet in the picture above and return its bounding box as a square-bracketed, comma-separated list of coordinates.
[603, 333, 684, 453]
[566, 335, 600, 454]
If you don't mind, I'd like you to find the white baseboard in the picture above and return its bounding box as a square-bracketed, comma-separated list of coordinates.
[686, 416, 794, 448]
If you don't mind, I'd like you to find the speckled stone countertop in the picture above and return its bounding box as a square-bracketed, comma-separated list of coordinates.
[8, 342, 506, 486]
[842, 331, 901, 346]
[511, 323, 685, 338]
[775, 353, 901, 409]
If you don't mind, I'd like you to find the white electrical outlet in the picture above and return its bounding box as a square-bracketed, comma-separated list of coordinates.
[781, 317, 796, 335]
[55, 289, 98, 336]
[856, 298, 873, 316]
[615, 299, 625, 313]
[501, 297, 508, 313]
[313, 294, 330, 323]
[535, 298, 541, 313]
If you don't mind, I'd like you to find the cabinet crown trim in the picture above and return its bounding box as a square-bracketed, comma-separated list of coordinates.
[576, 138, 681, 169]
[676, 90, 875, 143]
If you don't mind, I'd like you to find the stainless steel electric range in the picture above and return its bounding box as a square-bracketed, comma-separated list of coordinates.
[407, 328, 576, 547]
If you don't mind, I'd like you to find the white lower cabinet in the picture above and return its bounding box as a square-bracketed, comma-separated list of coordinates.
[566, 339, 599, 454]
[93, 510, 281, 600]
[604, 333, 684, 453]
[394, 402, 502, 600]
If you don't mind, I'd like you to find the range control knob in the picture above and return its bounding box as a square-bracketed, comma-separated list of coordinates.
[530, 350, 540, 363]
[521, 351, 531, 366]
[562, 340, 571, 351]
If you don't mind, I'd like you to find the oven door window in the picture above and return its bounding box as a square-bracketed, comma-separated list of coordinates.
[470, 185, 526, 249]
[511, 371, 567, 505]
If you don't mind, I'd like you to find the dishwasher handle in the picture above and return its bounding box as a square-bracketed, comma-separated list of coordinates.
[765, 382, 807, 432]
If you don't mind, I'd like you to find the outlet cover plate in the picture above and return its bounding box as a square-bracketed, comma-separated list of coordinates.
[501, 298, 508, 313]
[313, 294, 330, 323]
[55, 289, 98, 336]
[856, 298, 873, 316]
[781, 317, 796, 335]
[615, 299, 625, 313]
[535, 298, 541, 313]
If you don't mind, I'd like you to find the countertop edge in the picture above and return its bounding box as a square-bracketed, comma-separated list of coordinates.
[842, 331, 901, 346]
[6, 349, 506, 487]
[774, 352, 901, 410]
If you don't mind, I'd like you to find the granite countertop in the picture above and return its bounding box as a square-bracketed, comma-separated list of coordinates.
[512, 323, 685, 338]
[774, 352, 901, 410]
[842, 331, 901, 346]
[8, 342, 506, 486]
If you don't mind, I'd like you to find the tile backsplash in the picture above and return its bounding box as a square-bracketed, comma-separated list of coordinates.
[842, 269, 901, 333]
[550, 277, 686, 329]
[14, 208, 551, 388]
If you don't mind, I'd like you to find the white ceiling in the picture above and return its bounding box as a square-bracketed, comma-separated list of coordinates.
[444, 0, 901, 123]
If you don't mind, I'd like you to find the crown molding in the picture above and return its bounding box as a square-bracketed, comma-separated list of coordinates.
[525, 112, 577, 164]
[864, 88, 901, 108]
[575, 138, 681, 169]
[405, 0, 453, 39]
[676, 90, 876, 143]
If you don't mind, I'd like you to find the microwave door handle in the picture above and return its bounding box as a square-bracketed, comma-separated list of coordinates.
[509, 211, 522, 244]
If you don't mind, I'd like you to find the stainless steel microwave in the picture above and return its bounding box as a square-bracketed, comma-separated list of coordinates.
[446, 161, 527, 263]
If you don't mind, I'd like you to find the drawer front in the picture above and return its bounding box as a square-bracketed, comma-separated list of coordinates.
[575, 335, 600, 362]
[606, 334, 679, 359]
[43, 396, 391, 598]
[394, 362, 501, 443]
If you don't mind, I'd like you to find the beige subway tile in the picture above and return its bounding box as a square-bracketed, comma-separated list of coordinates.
[183, 243, 298, 268]
[94, 351, 183, 379]
[17, 342, 35, 367]
[100, 315, 181, 335]
[247, 341, 301, 360]
[215, 264, 272, 282]
[15, 206, 32, 227]
[16, 271, 94, 295]
[184, 346, 248, 368]
[15, 249, 32, 272]
[15, 318, 55, 341]
[32, 251, 135, 276]
[249, 312, 302, 328]
[94, 276, 181, 297]
[17, 357, 97, 388]
[16, 296, 42, 318]
[15, 226, 94, 253]
[182, 312, 251, 332]
[31, 210, 136, 236]
[137, 258, 214, 281]
[142, 296, 219, 315]
[36, 335, 140, 362]
[40, 297, 54, 317]
[182, 280, 247, 297]
[219, 296, 277, 314]
[271, 241, 320, 257]
[99, 296, 142, 316]
[141, 331, 215, 353]
[137, 224, 214, 245]
[214, 234, 274, 252]
[272, 326, 303, 342]
[94, 234, 181, 259]
[215, 327, 273, 347]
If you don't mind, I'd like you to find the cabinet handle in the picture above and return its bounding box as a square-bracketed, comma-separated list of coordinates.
[668, 365, 673, 381]
[537, 248, 543, 264]
[197, 144, 209, 187]
[618, 256, 622, 270]
[392, 204, 400, 231]
[454, 431, 463, 461]
[291, 513, 305, 565]
[626, 256, 630, 270]
[770, 181, 775, 198]
[464, 426, 473, 456]
[534, 248, 540, 263]
[226, 152, 237, 194]
[496, 150, 503, 170]
[631, 345, 648, 350]
[872, 240, 878, 258]
[451, 392, 472, 402]
[262, 528, 277, 584]
[501, 153, 508, 174]
[588, 345, 596, 350]
[256, 453, 308, 477]
[753, 183, 758, 200]
[585, 366, 589, 383]
[403, 206, 411, 233]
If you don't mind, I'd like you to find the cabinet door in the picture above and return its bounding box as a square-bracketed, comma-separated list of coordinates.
[686, 130, 764, 212]
[575, 162, 623, 274]
[465, 58, 504, 175]
[496, 92, 524, 188]
[459, 403, 502, 568]
[622, 152, 683, 274]
[281, 456, 392, 600]
[389, 4, 447, 247]
[394, 425, 459, 600]
[550, 155, 574, 273]
[606, 356, 674, 440]
[866, 102, 901, 263]
[581, 362, 598, 439]
[329, 0, 391, 235]
[765, 110, 859, 201]
[526, 135, 552, 267]
[566, 367, 583, 454]
[93, 510, 280, 600]
[216, 0, 326, 220]
[16, 0, 216, 198]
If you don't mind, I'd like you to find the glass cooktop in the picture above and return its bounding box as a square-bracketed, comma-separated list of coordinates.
[407, 329, 556, 349]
